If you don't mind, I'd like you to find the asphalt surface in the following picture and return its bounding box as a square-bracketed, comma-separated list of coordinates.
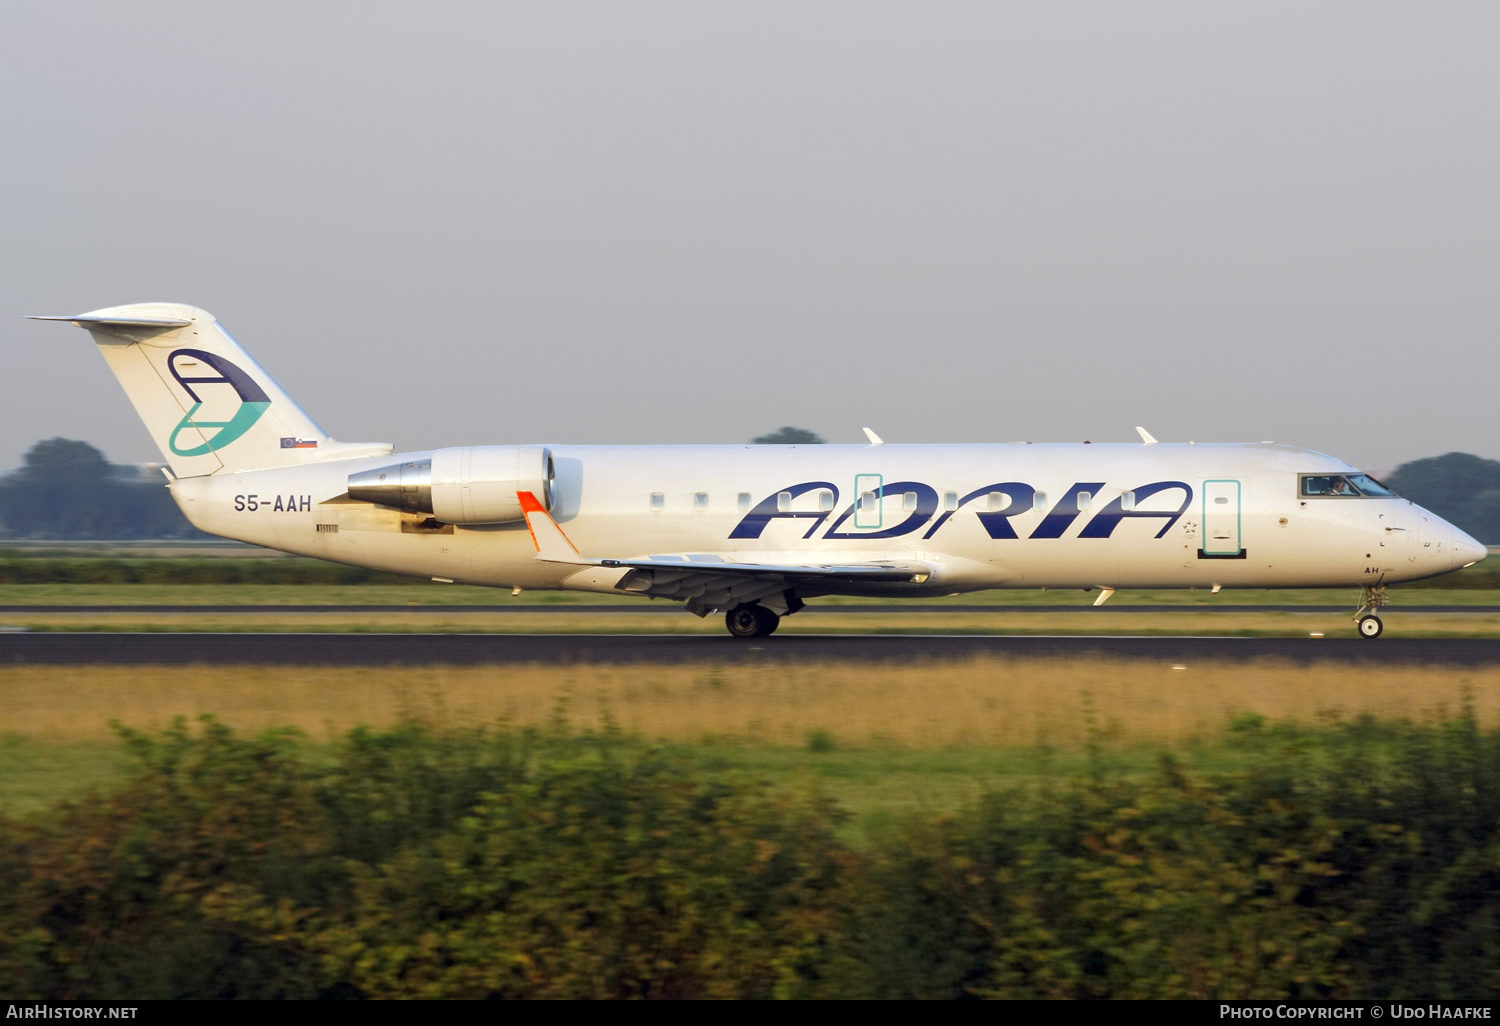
[4, 604, 1499, 614]
[3, 633, 1498, 665]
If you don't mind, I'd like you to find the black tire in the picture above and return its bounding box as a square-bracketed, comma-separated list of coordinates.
[1358, 614, 1383, 639]
[726, 606, 765, 638]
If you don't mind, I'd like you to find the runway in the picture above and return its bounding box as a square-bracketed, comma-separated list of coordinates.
[3, 633, 1498, 665]
[3, 604, 1498, 614]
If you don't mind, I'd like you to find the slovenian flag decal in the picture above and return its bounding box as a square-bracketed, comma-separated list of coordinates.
[280, 437, 318, 449]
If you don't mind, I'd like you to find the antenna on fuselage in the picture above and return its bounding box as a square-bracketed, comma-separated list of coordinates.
[862, 427, 885, 445]
[1135, 426, 1158, 444]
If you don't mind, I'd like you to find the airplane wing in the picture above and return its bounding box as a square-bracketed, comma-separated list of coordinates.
[517, 491, 932, 613]
[595, 555, 932, 613]
[599, 555, 927, 580]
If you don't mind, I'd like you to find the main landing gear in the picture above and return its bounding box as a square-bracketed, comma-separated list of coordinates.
[725, 604, 780, 638]
[1354, 584, 1389, 640]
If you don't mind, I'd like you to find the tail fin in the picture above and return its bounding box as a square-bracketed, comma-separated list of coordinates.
[29, 303, 391, 476]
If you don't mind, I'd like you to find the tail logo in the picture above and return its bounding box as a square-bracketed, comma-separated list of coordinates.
[165, 349, 272, 456]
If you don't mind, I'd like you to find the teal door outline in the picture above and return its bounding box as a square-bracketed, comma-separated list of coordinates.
[854, 474, 883, 529]
[1202, 479, 1242, 555]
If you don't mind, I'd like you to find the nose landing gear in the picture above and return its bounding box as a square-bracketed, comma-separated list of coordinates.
[725, 604, 780, 638]
[1354, 584, 1389, 639]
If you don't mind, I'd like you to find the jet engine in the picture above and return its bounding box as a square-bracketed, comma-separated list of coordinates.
[347, 445, 554, 524]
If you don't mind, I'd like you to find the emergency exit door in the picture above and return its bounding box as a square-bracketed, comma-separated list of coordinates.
[1202, 479, 1242, 556]
[854, 474, 883, 529]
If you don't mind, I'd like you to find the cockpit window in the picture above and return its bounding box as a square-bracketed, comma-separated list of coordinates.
[1347, 473, 1394, 496]
[1300, 473, 1396, 498]
[1301, 474, 1361, 497]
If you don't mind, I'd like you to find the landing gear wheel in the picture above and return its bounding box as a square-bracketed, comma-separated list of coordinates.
[726, 606, 761, 638]
[725, 604, 779, 638]
[1358, 614, 1384, 639]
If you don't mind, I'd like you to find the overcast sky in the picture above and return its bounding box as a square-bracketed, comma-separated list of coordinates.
[2, 2, 1496, 473]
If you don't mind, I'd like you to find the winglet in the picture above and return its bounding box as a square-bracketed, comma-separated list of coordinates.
[518, 491, 582, 562]
[1135, 426, 1158, 444]
[862, 427, 884, 445]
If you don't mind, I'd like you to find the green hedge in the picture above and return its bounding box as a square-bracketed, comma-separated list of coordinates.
[3, 714, 1500, 999]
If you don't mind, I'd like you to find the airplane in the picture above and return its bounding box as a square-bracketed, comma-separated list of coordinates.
[29, 302, 1488, 639]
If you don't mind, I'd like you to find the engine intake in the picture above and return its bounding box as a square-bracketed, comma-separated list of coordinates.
[347, 445, 553, 524]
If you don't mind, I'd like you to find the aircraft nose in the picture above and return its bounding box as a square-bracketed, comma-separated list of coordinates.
[1452, 526, 1488, 568]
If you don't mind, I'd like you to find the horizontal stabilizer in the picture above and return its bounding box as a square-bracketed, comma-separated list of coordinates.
[28, 314, 193, 329]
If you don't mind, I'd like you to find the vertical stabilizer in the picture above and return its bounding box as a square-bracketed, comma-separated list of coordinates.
[28, 303, 391, 476]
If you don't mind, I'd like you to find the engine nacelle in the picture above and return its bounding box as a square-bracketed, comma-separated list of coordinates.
[347, 445, 553, 524]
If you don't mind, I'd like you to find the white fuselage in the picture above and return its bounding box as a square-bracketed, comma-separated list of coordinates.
[171, 441, 1483, 597]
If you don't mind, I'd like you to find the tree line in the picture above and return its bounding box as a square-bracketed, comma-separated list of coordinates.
[0, 438, 201, 540]
[1385, 452, 1500, 546]
[2, 437, 1497, 544]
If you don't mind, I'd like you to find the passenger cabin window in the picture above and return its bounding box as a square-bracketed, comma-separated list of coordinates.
[818, 489, 834, 512]
[1301, 474, 1375, 498]
[1077, 491, 1092, 511]
[860, 491, 878, 512]
[650, 492, 665, 511]
[694, 492, 709, 511]
[944, 491, 958, 512]
[777, 491, 792, 512]
[902, 491, 917, 512]
[1033, 492, 1048, 512]
[1121, 491, 1136, 511]
[737, 492, 751, 512]
[987, 491, 1009, 512]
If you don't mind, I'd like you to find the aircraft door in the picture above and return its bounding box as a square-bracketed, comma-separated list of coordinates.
[1202, 479, 1242, 556]
[854, 474, 883, 529]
